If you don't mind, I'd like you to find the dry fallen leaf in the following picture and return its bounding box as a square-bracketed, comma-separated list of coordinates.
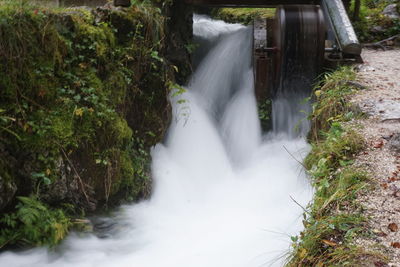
[38, 89, 47, 97]
[373, 140, 384, 148]
[391, 242, 400, 248]
[374, 261, 389, 267]
[322, 239, 337, 247]
[377, 231, 388, 237]
[388, 223, 398, 232]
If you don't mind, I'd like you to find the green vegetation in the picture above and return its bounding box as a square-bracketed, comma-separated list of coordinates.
[0, 0, 179, 248]
[0, 196, 70, 248]
[258, 99, 272, 131]
[287, 67, 386, 266]
[352, 0, 400, 42]
[309, 67, 360, 141]
[212, 8, 275, 25]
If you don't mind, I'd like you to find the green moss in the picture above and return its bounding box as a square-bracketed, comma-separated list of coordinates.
[104, 70, 130, 104]
[112, 117, 133, 146]
[213, 8, 275, 25]
[0, 0, 172, 248]
[119, 150, 135, 186]
[113, 136, 150, 202]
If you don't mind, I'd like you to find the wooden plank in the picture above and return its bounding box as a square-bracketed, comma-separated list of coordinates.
[185, 0, 320, 7]
[253, 19, 270, 102]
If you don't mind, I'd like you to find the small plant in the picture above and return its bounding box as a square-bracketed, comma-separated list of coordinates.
[309, 66, 362, 141]
[305, 123, 364, 172]
[258, 99, 271, 131]
[0, 196, 71, 248]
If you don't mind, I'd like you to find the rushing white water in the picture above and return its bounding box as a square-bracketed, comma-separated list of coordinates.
[0, 16, 312, 267]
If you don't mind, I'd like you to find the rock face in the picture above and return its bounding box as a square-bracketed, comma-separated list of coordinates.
[0, 144, 17, 210]
[0, 177, 17, 210]
[382, 4, 400, 19]
[164, 0, 193, 84]
[0, 3, 180, 213]
[371, 25, 386, 33]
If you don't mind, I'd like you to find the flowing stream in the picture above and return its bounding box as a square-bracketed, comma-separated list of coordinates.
[0, 16, 312, 267]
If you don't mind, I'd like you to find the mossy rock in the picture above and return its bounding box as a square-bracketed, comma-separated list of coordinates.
[0, 0, 196, 247]
[0, 0, 180, 247]
[213, 8, 275, 25]
[0, 156, 17, 211]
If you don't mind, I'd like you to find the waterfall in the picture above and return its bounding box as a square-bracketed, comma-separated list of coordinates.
[0, 15, 312, 267]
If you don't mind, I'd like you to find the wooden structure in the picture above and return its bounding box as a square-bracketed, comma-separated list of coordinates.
[184, 0, 362, 99]
[185, 0, 319, 6]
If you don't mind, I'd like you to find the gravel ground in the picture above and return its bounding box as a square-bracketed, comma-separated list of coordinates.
[350, 48, 400, 266]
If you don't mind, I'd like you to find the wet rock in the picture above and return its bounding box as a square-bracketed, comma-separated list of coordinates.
[388, 133, 400, 154]
[164, 0, 193, 84]
[371, 25, 386, 33]
[395, 36, 400, 47]
[92, 6, 137, 43]
[0, 143, 19, 211]
[0, 176, 17, 210]
[355, 64, 375, 72]
[382, 4, 400, 19]
[52, 11, 85, 31]
[41, 157, 68, 204]
[40, 156, 97, 212]
[113, 0, 130, 7]
[67, 6, 93, 12]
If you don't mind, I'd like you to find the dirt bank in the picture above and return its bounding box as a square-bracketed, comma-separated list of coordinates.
[352, 48, 400, 266]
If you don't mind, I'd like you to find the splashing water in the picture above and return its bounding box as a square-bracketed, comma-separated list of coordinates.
[0, 16, 312, 267]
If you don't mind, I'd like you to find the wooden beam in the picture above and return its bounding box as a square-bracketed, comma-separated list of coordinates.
[185, 0, 320, 7]
[322, 0, 361, 55]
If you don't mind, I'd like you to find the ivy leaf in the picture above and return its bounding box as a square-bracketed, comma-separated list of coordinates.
[43, 177, 52, 185]
[150, 51, 163, 62]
